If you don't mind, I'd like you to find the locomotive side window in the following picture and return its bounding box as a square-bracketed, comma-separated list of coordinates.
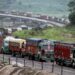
[4, 41, 9, 46]
[73, 49, 75, 58]
[22, 42, 25, 48]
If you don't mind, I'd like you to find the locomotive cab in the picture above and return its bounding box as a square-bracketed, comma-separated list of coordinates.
[73, 49, 75, 59]
[2, 36, 15, 54]
[71, 48, 75, 67]
[39, 40, 54, 62]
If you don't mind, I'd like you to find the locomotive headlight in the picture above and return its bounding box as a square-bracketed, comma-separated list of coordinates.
[70, 54, 73, 58]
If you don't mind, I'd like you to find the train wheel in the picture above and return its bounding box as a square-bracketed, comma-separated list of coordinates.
[56, 61, 60, 65]
[72, 62, 75, 68]
[56, 61, 63, 66]
[21, 52, 25, 58]
[12, 52, 16, 57]
[21, 54, 24, 58]
[28, 54, 31, 60]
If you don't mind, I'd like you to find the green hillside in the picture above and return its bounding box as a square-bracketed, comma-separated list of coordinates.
[13, 25, 75, 42]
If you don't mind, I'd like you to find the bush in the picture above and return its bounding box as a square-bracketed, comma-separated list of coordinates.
[69, 12, 75, 24]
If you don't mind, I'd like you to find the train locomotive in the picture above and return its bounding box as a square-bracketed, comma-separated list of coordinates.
[54, 42, 75, 67]
[0, 36, 75, 67]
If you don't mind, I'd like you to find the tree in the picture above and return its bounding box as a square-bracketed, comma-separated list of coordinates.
[69, 12, 75, 24]
[68, 0, 75, 12]
[68, 0, 75, 24]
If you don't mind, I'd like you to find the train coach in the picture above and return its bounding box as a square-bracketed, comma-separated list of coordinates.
[1, 37, 55, 61]
[2, 36, 15, 54]
[25, 38, 47, 61]
[1, 36, 75, 67]
[9, 38, 26, 56]
[54, 42, 75, 67]
[25, 38, 55, 61]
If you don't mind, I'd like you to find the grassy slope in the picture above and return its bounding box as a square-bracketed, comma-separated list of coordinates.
[13, 25, 75, 42]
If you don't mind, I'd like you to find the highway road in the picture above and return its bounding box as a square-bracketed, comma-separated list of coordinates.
[0, 13, 65, 27]
[0, 54, 75, 75]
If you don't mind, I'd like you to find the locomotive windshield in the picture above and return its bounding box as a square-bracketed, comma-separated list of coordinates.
[4, 41, 9, 47]
[73, 50, 75, 58]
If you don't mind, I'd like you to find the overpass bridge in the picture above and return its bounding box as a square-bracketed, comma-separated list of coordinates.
[0, 13, 65, 28]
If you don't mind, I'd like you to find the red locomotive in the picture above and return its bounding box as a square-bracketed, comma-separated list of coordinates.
[54, 42, 75, 67]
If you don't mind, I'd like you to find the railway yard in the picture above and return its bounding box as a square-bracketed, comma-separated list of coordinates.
[0, 11, 75, 75]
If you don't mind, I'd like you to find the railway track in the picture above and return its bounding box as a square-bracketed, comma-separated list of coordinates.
[0, 64, 56, 75]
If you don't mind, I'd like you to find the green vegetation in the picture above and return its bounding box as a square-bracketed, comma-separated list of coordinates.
[68, 0, 75, 24]
[13, 25, 75, 42]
